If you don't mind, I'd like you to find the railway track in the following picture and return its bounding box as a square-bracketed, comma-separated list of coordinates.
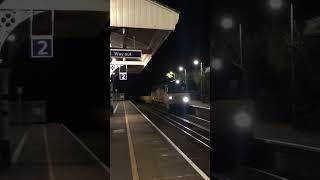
[136, 103, 211, 177]
[135, 103, 314, 179]
[144, 104, 210, 148]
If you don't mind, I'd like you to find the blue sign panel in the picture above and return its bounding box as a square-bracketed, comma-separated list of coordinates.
[119, 72, 127, 81]
[31, 36, 53, 58]
[110, 49, 142, 59]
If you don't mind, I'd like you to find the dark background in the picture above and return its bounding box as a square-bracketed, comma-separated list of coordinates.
[2, 13, 108, 128]
[211, 0, 320, 125]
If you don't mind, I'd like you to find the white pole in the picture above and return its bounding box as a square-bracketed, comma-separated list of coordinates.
[239, 24, 243, 68]
[51, 10, 55, 36]
[290, 2, 296, 124]
[30, 10, 33, 37]
[200, 62, 203, 101]
[290, 3, 294, 47]
[133, 36, 136, 49]
[184, 69, 187, 91]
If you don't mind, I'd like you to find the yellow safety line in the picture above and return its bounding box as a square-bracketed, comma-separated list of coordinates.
[123, 101, 140, 180]
[43, 126, 55, 180]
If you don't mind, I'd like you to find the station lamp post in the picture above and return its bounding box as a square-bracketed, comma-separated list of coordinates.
[221, 17, 243, 68]
[268, 0, 294, 50]
[268, 0, 296, 125]
[178, 66, 187, 91]
[193, 59, 203, 101]
[193, 59, 203, 74]
[221, 16, 250, 98]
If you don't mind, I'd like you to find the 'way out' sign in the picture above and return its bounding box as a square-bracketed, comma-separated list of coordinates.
[110, 49, 142, 59]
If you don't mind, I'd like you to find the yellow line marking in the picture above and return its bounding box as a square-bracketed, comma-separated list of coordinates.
[123, 101, 140, 180]
[11, 130, 29, 164]
[43, 126, 55, 180]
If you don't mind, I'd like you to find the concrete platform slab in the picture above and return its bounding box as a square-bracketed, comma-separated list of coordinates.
[0, 123, 109, 180]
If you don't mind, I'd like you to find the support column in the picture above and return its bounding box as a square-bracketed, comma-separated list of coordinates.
[0, 68, 10, 167]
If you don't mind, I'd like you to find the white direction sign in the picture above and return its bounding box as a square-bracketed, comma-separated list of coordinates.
[110, 49, 142, 59]
[31, 35, 54, 58]
[119, 72, 127, 81]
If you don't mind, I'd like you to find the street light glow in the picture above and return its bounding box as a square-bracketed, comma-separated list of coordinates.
[269, 0, 283, 10]
[221, 17, 234, 29]
[193, 59, 199, 65]
[175, 79, 180, 84]
[178, 66, 184, 71]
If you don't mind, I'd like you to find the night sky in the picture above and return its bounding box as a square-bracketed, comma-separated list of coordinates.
[212, 0, 320, 33]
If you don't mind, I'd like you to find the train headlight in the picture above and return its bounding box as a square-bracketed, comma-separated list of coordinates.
[168, 96, 173, 100]
[233, 112, 252, 128]
[182, 96, 189, 103]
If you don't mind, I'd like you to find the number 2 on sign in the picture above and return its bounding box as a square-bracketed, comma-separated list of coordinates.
[37, 40, 49, 55]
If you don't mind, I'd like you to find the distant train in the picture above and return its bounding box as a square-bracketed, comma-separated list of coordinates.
[151, 81, 191, 110]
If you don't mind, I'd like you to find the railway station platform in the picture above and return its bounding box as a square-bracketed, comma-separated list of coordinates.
[0, 123, 109, 180]
[254, 120, 320, 151]
[189, 100, 210, 110]
[111, 100, 207, 180]
[188, 101, 210, 121]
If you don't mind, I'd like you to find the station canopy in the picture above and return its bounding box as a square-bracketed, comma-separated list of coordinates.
[110, 0, 179, 74]
[0, 0, 108, 12]
[0, 0, 108, 38]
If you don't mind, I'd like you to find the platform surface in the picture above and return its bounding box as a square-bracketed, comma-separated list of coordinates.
[0, 123, 109, 180]
[111, 100, 205, 180]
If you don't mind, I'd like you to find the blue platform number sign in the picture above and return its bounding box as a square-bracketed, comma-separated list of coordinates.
[31, 35, 53, 58]
[119, 72, 127, 81]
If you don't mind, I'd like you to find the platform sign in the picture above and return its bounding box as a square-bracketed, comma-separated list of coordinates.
[110, 49, 142, 59]
[119, 72, 127, 80]
[31, 35, 53, 58]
